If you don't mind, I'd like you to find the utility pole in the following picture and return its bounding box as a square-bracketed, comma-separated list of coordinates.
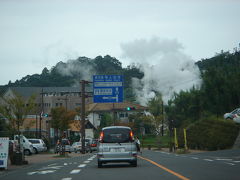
[112, 103, 116, 125]
[35, 114, 38, 138]
[161, 100, 164, 136]
[81, 80, 86, 154]
[80, 80, 92, 154]
[39, 88, 44, 139]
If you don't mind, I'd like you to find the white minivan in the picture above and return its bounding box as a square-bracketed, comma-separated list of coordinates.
[14, 135, 35, 155]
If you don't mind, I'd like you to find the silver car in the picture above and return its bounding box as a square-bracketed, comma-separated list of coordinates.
[28, 138, 47, 154]
[224, 108, 240, 119]
[97, 126, 137, 168]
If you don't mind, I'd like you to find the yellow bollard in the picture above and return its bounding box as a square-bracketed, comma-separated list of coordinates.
[174, 128, 178, 149]
[183, 128, 188, 150]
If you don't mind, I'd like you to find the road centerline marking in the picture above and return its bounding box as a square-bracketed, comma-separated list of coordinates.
[138, 156, 190, 180]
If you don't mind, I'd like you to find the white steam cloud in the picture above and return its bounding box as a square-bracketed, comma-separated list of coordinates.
[121, 37, 202, 105]
[56, 58, 96, 85]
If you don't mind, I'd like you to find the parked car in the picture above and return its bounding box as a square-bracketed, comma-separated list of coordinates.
[14, 135, 34, 155]
[224, 108, 240, 119]
[28, 138, 47, 154]
[84, 138, 93, 153]
[75, 139, 92, 153]
[233, 114, 240, 123]
[55, 138, 71, 153]
[97, 126, 137, 168]
[71, 142, 81, 153]
[90, 139, 98, 151]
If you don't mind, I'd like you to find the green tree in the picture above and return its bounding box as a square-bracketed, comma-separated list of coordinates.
[51, 107, 76, 138]
[0, 93, 36, 136]
[147, 93, 164, 135]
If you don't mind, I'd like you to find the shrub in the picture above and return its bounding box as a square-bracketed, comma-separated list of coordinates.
[186, 116, 240, 150]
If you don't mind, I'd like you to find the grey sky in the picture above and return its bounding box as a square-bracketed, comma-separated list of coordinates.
[0, 0, 240, 85]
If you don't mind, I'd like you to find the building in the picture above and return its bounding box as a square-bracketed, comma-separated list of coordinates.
[0, 87, 92, 139]
[0, 87, 147, 141]
[86, 102, 147, 126]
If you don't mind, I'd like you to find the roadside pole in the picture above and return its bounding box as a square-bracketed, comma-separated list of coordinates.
[174, 128, 178, 150]
[39, 88, 44, 139]
[80, 80, 92, 154]
[183, 128, 188, 150]
[81, 80, 86, 154]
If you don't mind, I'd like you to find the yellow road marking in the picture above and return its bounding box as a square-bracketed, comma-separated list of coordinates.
[138, 156, 190, 180]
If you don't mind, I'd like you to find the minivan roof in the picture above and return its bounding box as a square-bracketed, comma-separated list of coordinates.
[102, 126, 131, 131]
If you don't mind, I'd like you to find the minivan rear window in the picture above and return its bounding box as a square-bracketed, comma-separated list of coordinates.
[103, 128, 131, 143]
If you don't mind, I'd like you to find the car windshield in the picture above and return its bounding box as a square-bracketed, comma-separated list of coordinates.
[103, 128, 131, 143]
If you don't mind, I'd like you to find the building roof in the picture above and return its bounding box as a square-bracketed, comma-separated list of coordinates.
[2, 87, 92, 98]
[69, 120, 96, 132]
[87, 102, 147, 112]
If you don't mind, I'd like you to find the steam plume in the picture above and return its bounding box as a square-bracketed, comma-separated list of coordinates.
[121, 37, 202, 105]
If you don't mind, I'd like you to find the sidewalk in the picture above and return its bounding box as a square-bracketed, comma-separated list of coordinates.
[0, 152, 84, 174]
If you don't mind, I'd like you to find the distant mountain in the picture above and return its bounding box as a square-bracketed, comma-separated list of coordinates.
[3, 55, 144, 101]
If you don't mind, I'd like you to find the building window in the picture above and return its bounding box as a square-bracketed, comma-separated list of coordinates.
[56, 103, 58, 107]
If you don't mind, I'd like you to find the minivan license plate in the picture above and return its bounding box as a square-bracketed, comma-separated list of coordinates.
[110, 148, 125, 152]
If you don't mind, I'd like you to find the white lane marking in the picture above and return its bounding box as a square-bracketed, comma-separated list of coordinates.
[88, 158, 93, 161]
[40, 166, 63, 170]
[70, 169, 81, 174]
[78, 164, 86, 168]
[191, 157, 199, 160]
[28, 172, 37, 175]
[225, 162, 235, 166]
[204, 159, 214, 162]
[216, 158, 232, 161]
[84, 161, 90, 163]
[74, 162, 77, 164]
[64, 163, 68, 166]
[39, 170, 56, 174]
[233, 161, 240, 163]
[48, 163, 58, 166]
[28, 170, 57, 175]
[62, 178, 72, 180]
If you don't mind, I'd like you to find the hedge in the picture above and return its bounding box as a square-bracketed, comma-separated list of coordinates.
[185, 117, 240, 150]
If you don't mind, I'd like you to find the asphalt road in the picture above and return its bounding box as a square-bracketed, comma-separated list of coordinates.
[0, 149, 239, 180]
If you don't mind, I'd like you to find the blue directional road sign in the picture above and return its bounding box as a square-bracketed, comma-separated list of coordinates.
[93, 75, 123, 103]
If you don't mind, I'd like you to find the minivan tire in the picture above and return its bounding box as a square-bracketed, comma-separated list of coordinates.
[131, 160, 137, 167]
[98, 161, 102, 168]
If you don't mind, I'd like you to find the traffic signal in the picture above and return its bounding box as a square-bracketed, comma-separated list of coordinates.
[43, 113, 48, 117]
[126, 107, 136, 111]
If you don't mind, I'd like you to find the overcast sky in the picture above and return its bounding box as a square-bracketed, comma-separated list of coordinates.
[0, 0, 240, 85]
